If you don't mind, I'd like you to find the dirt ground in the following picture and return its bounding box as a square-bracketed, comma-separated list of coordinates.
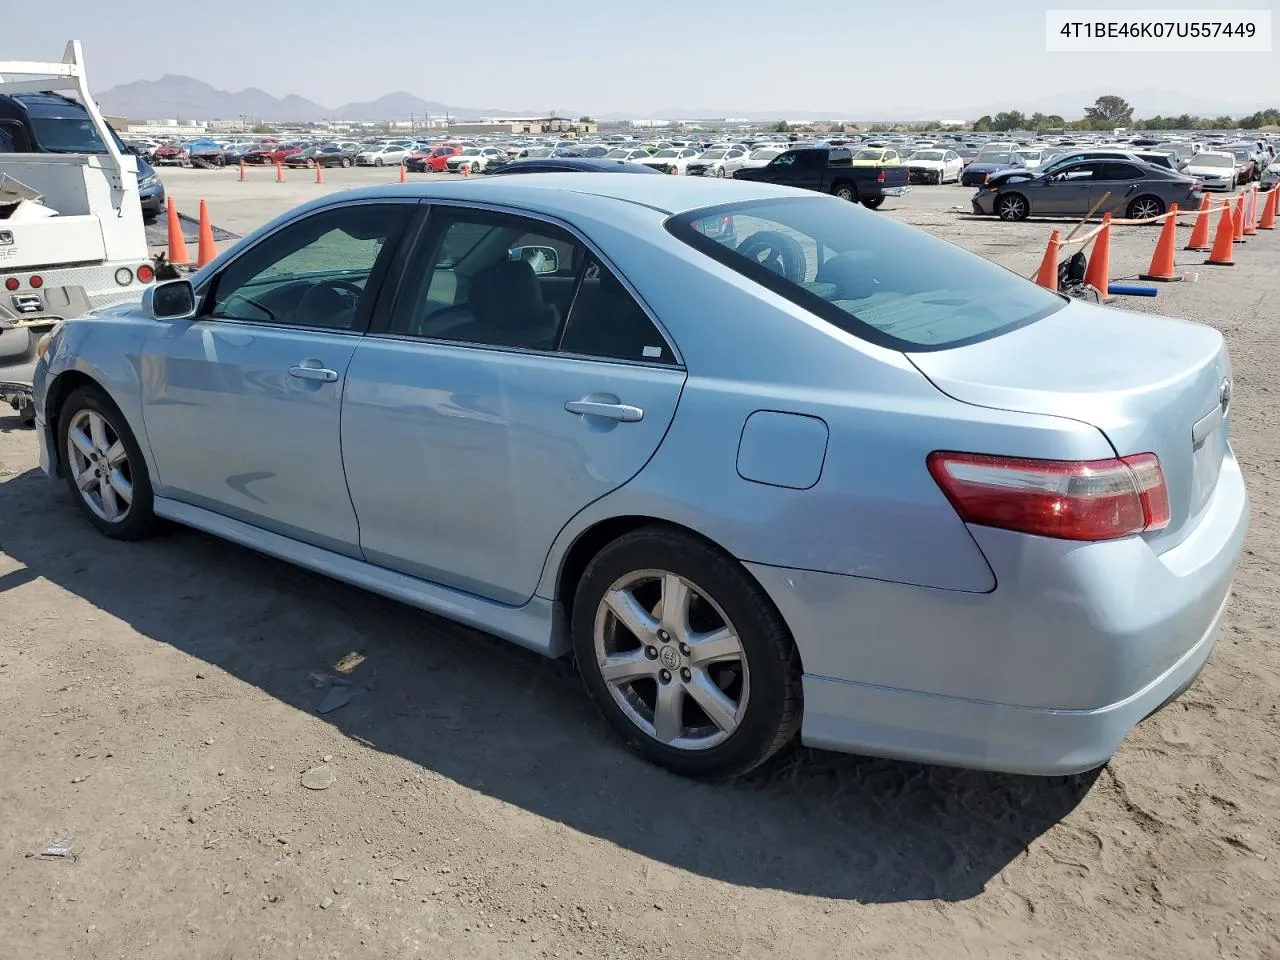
[2, 172, 1278, 960]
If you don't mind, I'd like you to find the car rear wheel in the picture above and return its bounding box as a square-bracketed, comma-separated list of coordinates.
[832, 181, 856, 202]
[996, 192, 1029, 220]
[1126, 195, 1165, 221]
[57, 385, 157, 541]
[341, 157, 352, 168]
[714, 166, 725, 178]
[861, 196, 885, 209]
[572, 526, 802, 779]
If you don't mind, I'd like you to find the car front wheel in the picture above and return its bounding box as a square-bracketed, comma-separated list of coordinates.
[996, 192, 1029, 220]
[572, 526, 801, 780]
[57, 385, 157, 540]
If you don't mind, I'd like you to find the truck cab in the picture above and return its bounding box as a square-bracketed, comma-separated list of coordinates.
[1, 41, 159, 422]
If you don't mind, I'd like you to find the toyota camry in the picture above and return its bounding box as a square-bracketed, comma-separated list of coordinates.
[30, 175, 1248, 780]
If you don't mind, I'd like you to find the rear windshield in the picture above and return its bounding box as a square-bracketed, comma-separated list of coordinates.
[852, 149, 883, 160]
[1196, 154, 1233, 168]
[977, 151, 1012, 162]
[666, 196, 1063, 351]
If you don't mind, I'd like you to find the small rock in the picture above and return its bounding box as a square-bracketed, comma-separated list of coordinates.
[653, 903, 663, 911]
[432, 888, 444, 896]
[71, 776, 87, 784]
[301, 766, 336, 790]
[222, 885, 231, 895]
[320, 897, 334, 910]
[267, 765, 275, 772]
[317, 685, 355, 715]
[322, 755, 333, 763]
[531, 934, 541, 943]
[196, 672, 206, 679]
[204, 737, 215, 746]
[217, 769, 226, 777]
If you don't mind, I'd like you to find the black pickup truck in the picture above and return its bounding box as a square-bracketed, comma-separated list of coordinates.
[732, 146, 909, 208]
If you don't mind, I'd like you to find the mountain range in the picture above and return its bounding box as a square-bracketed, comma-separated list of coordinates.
[95, 75, 1272, 124]
[96, 75, 552, 123]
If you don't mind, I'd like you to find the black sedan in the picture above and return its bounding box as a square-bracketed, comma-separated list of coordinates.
[285, 144, 355, 169]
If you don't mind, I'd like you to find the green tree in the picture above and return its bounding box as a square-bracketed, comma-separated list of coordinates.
[1213, 114, 1237, 129]
[991, 110, 1026, 131]
[1240, 108, 1280, 129]
[972, 114, 993, 132]
[772, 120, 791, 133]
[1084, 95, 1134, 128]
[250, 123, 277, 134]
[578, 116, 594, 124]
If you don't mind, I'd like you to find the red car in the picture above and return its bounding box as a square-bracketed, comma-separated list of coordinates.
[245, 141, 302, 165]
[405, 143, 462, 172]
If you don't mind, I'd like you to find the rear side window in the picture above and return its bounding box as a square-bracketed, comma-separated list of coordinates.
[666, 196, 1062, 352]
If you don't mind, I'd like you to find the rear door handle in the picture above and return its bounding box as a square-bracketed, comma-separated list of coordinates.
[289, 365, 339, 383]
[564, 399, 644, 422]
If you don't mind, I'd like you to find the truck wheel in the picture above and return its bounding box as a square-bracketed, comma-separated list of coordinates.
[831, 181, 857, 202]
[861, 196, 885, 209]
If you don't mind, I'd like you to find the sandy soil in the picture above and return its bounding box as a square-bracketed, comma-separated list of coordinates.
[1, 176, 1278, 959]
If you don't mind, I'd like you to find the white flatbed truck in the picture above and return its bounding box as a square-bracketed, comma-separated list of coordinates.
[1, 41, 157, 422]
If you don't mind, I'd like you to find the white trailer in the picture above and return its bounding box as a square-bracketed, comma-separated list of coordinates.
[1, 41, 157, 420]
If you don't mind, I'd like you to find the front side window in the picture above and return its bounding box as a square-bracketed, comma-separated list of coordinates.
[667, 197, 1062, 352]
[389, 209, 674, 363]
[205, 204, 408, 331]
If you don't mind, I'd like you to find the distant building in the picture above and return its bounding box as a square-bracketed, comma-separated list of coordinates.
[448, 117, 598, 135]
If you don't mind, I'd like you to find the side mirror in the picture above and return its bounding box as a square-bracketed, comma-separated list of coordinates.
[144, 279, 197, 321]
[509, 245, 559, 275]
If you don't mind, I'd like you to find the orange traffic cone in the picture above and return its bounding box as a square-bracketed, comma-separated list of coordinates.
[315, 160, 324, 184]
[196, 199, 217, 268]
[1243, 187, 1257, 235]
[238, 159, 246, 182]
[1034, 230, 1061, 290]
[165, 198, 189, 266]
[276, 160, 285, 183]
[1140, 205, 1182, 281]
[1184, 196, 1213, 251]
[1082, 213, 1112, 299]
[399, 162, 407, 183]
[1260, 188, 1278, 230]
[1232, 194, 1245, 242]
[462, 164, 470, 178]
[1205, 204, 1236, 266]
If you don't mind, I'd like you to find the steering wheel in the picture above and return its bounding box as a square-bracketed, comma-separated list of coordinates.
[298, 278, 364, 327]
[735, 231, 807, 284]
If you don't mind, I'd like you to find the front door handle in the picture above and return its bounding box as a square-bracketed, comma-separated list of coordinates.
[289, 365, 339, 383]
[564, 399, 644, 422]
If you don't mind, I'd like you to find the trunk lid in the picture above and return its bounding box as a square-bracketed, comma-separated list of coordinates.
[908, 299, 1231, 550]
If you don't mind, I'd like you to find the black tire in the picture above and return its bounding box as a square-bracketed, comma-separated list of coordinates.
[341, 157, 352, 168]
[996, 192, 1029, 220]
[831, 180, 857, 202]
[1126, 195, 1165, 221]
[572, 526, 802, 779]
[374, 158, 384, 167]
[56, 385, 157, 541]
[861, 196, 885, 209]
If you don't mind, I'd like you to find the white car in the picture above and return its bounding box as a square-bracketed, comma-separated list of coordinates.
[638, 148, 700, 175]
[1185, 151, 1238, 192]
[445, 147, 504, 174]
[904, 149, 964, 184]
[684, 148, 749, 178]
[603, 148, 653, 163]
[1015, 148, 1049, 169]
[739, 148, 784, 170]
[356, 144, 411, 167]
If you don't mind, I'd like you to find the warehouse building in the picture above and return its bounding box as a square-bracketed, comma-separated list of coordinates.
[447, 116, 597, 136]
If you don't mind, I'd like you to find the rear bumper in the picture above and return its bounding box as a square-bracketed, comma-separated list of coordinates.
[746, 447, 1248, 775]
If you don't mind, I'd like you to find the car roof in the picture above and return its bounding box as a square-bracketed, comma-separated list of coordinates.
[291, 174, 807, 217]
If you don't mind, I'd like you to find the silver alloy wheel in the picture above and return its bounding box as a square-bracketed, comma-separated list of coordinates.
[999, 194, 1027, 219]
[65, 409, 133, 523]
[593, 569, 750, 751]
[1132, 198, 1161, 220]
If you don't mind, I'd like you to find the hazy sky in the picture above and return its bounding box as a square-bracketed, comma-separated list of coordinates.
[14, 1, 1278, 115]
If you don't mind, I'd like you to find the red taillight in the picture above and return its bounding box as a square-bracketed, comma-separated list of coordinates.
[877, 169, 886, 182]
[927, 451, 1171, 542]
[3, 277, 17, 291]
[29, 275, 43, 289]
[137, 264, 155, 283]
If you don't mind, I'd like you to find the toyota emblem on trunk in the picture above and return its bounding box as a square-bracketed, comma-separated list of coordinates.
[1220, 379, 1232, 413]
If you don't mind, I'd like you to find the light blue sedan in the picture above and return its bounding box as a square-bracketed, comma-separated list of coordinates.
[30, 175, 1248, 779]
